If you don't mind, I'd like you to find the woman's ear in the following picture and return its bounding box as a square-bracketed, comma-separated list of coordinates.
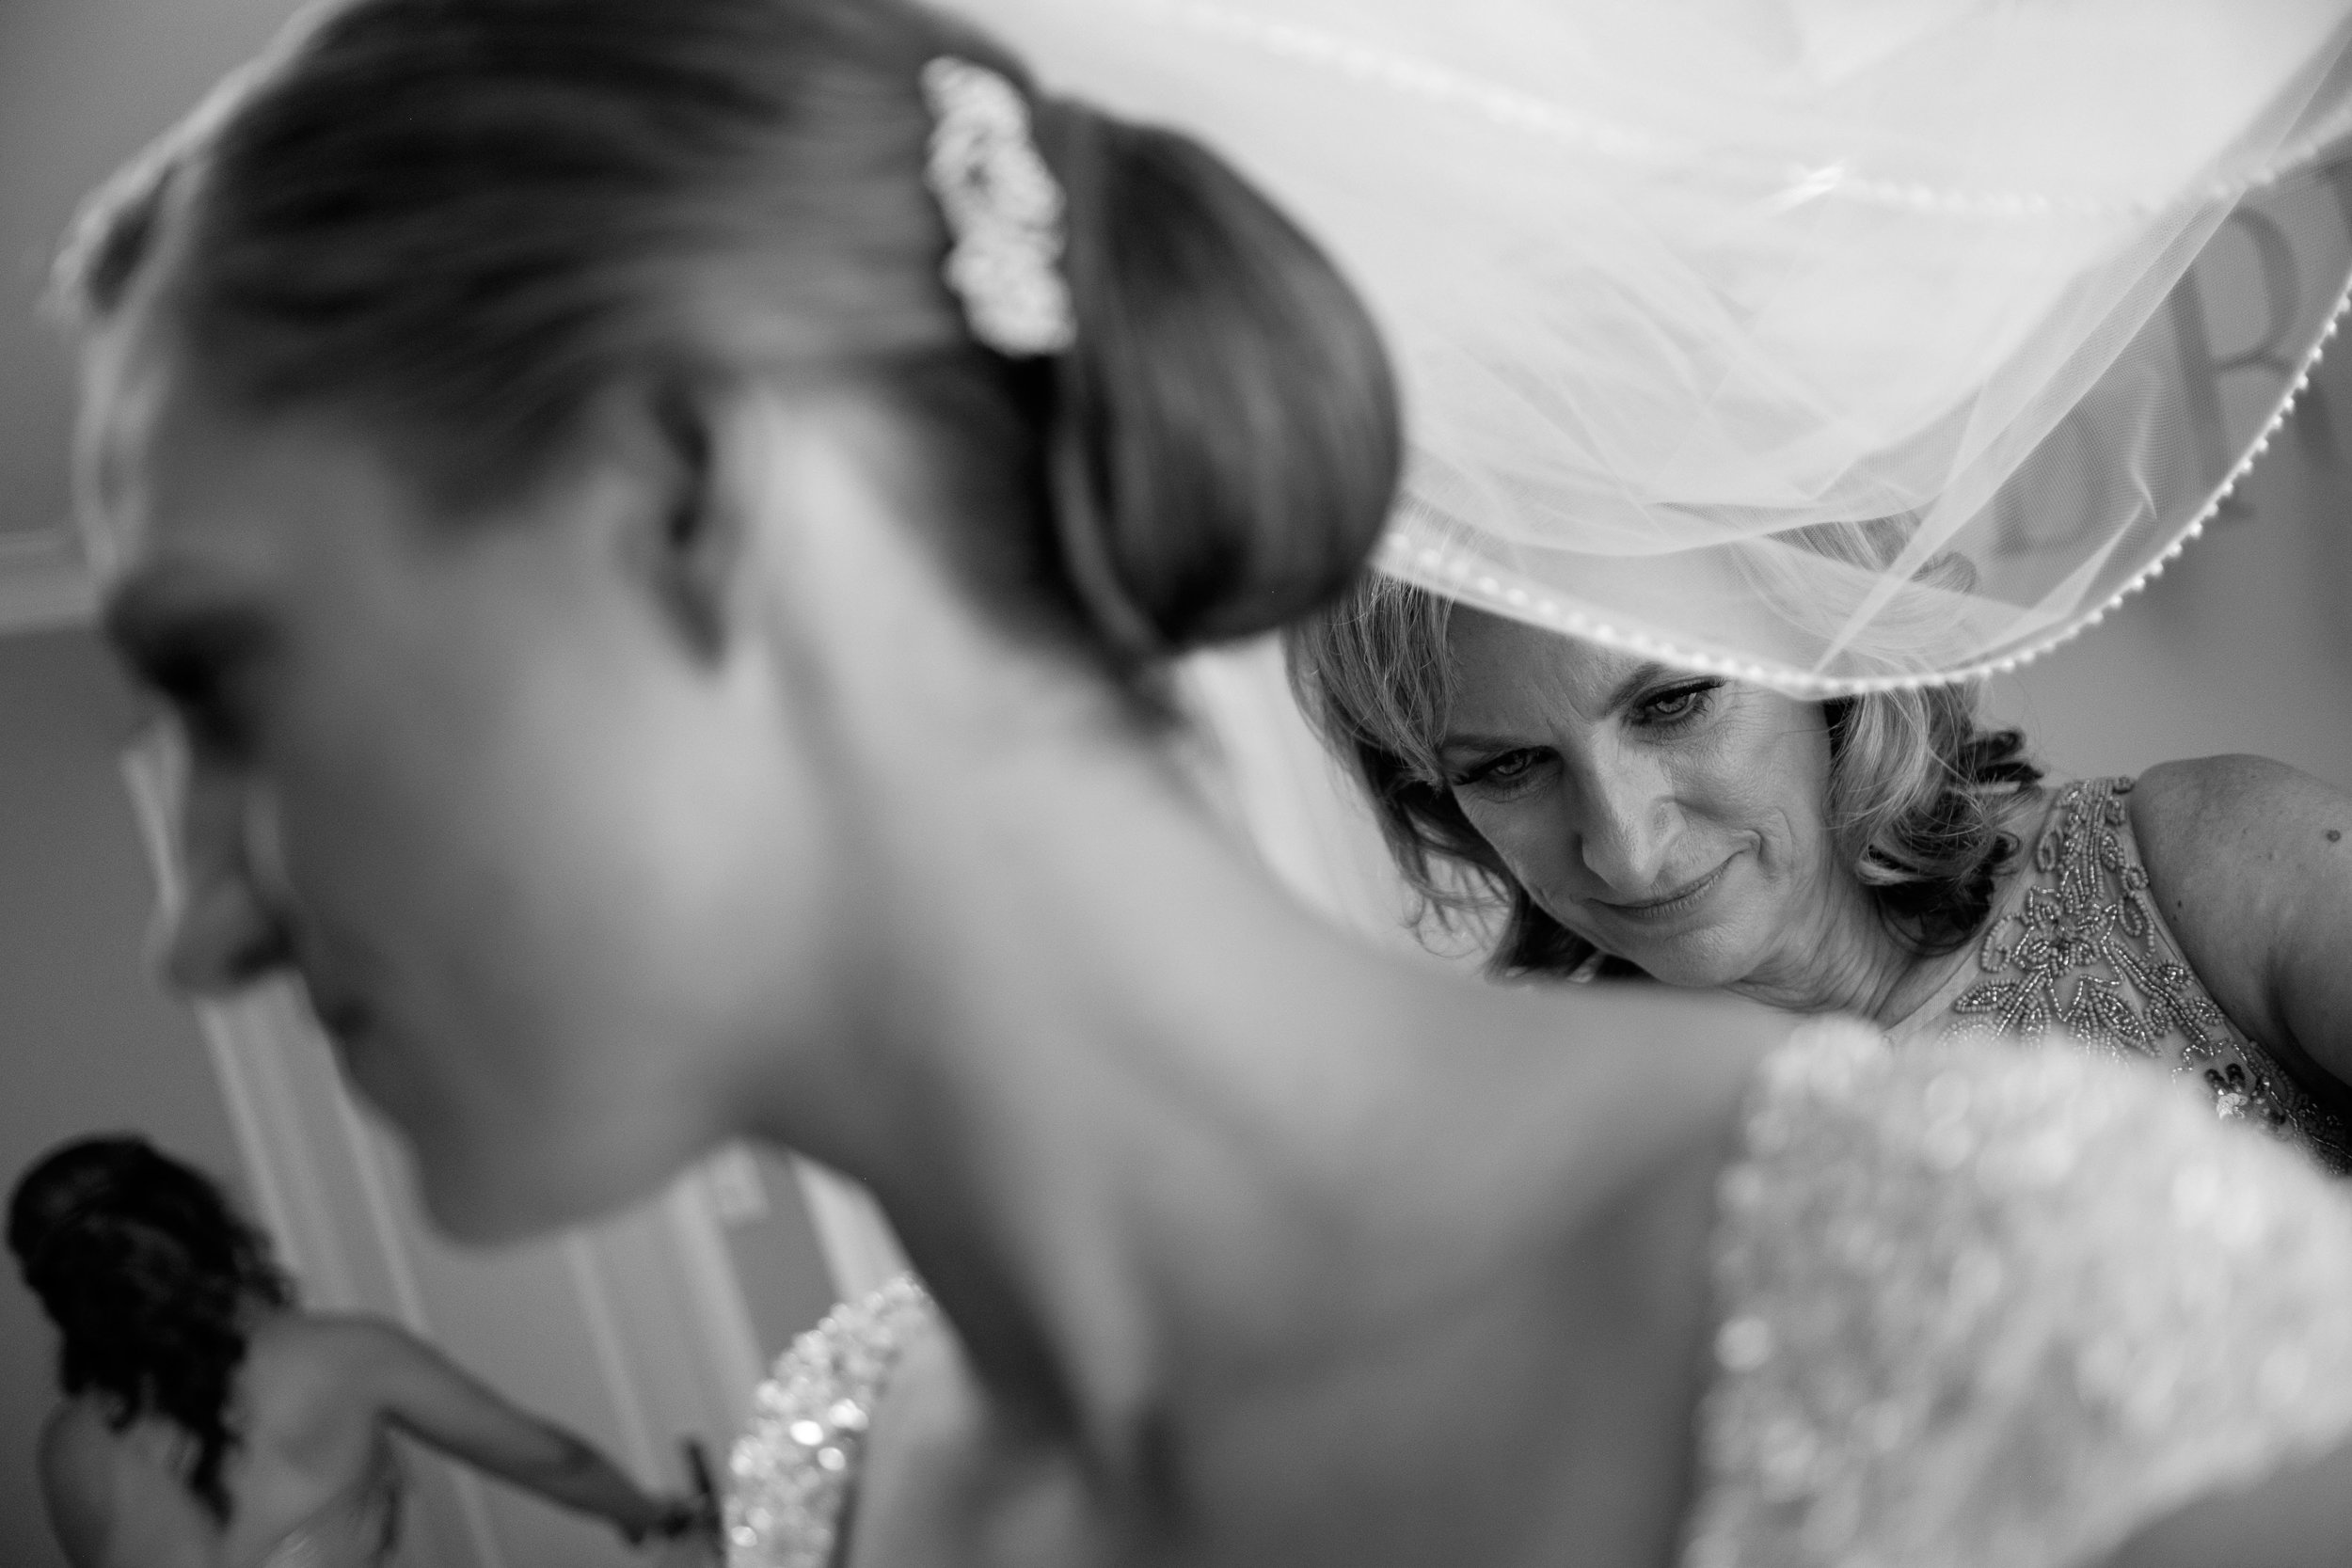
[630, 376, 740, 662]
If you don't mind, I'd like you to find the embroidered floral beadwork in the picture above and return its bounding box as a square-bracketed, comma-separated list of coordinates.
[1684, 1022, 2352, 1568]
[1942, 777, 2350, 1170]
[727, 1275, 937, 1568]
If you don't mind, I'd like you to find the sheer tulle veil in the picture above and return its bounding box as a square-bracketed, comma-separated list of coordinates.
[973, 0, 2352, 691]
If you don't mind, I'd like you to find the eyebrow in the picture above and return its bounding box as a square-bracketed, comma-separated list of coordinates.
[1437, 730, 1526, 760]
[1438, 660, 1686, 759]
[1603, 660, 1678, 713]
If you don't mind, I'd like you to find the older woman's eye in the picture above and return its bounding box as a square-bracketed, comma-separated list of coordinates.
[1455, 749, 1545, 794]
[1634, 681, 1723, 728]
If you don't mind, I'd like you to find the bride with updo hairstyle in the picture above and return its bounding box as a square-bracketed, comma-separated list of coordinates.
[81, 0, 1394, 677]
[56, 1, 2352, 1565]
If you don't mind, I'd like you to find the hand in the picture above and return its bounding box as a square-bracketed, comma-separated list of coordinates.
[622, 1492, 713, 1548]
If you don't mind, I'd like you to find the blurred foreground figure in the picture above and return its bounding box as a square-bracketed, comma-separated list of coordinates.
[53, 1, 2352, 1565]
[9, 1136, 703, 1567]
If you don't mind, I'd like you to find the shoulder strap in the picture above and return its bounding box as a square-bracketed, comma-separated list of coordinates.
[726, 1275, 935, 1568]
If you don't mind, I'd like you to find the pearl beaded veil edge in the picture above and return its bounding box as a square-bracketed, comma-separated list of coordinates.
[966, 0, 2352, 691]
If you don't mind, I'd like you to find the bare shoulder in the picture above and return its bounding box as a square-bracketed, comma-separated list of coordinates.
[248, 1308, 415, 1363]
[39, 1397, 216, 1567]
[2127, 755, 2352, 1053]
[2127, 755, 2351, 915]
[240, 1310, 420, 1419]
[36, 1404, 110, 1566]
[2130, 755, 2348, 845]
[39, 1397, 111, 1489]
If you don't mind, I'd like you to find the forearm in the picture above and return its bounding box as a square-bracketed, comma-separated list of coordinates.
[501, 1432, 672, 1533]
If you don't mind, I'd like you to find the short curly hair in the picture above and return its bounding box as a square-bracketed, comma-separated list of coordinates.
[1285, 574, 2043, 978]
[8, 1135, 294, 1523]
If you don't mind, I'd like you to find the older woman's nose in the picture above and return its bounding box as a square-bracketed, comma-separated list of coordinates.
[1565, 759, 1675, 895]
[158, 775, 294, 994]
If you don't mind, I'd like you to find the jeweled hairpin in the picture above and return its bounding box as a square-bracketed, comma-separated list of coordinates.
[920, 57, 1077, 357]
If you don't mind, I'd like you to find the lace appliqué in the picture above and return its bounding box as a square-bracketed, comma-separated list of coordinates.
[727, 1275, 936, 1568]
[1947, 777, 2350, 1170]
[1684, 1022, 2352, 1568]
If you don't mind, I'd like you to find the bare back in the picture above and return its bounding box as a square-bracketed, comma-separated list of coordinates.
[38, 1314, 403, 1568]
[215, 1316, 404, 1568]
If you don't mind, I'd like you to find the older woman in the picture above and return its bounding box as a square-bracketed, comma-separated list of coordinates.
[1290, 572, 2352, 1167]
[56, 1, 2352, 1565]
[9, 1136, 699, 1567]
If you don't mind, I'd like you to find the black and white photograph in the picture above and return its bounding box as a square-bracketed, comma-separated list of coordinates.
[4, 3, 2351, 1565]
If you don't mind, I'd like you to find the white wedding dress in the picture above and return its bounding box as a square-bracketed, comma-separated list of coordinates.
[728, 1022, 2352, 1568]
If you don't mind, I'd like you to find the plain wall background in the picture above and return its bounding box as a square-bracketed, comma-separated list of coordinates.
[1984, 361, 2352, 789]
[1, 0, 314, 545]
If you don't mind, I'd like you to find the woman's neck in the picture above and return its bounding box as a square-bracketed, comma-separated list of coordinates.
[1720, 866, 1970, 1028]
[745, 647, 1777, 1503]
[725, 405, 1785, 1537]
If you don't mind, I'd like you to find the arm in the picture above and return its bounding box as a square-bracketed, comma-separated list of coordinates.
[37, 1406, 117, 1568]
[2129, 756, 2352, 1089]
[344, 1319, 697, 1544]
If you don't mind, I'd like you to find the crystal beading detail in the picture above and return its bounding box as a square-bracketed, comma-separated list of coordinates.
[1943, 777, 2351, 1171]
[921, 58, 1076, 358]
[726, 1275, 936, 1568]
[1685, 1021, 2352, 1567]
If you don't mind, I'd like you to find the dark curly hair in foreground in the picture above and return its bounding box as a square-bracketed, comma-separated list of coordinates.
[1287, 574, 2045, 979]
[8, 1135, 294, 1522]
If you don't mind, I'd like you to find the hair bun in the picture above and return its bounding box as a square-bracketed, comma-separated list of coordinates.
[1039, 103, 1401, 658]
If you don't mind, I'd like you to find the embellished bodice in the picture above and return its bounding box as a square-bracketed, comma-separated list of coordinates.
[1685, 1022, 2352, 1568]
[1893, 776, 2352, 1172]
[729, 1028, 2352, 1568]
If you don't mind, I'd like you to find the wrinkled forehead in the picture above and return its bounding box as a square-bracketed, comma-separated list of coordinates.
[1445, 605, 1653, 721]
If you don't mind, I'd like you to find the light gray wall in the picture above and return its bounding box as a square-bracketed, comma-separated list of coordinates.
[0, 0, 310, 544]
[0, 628, 242, 1568]
[1986, 346, 2352, 791]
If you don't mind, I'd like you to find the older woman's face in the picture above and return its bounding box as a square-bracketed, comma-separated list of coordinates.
[1439, 611, 1851, 989]
[78, 318, 837, 1242]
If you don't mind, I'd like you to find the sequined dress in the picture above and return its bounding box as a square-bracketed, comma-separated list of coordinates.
[1890, 775, 2352, 1171]
[730, 1025, 2352, 1568]
[729, 1275, 933, 1568]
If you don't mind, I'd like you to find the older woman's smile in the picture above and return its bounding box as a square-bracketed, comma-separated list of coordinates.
[1590, 858, 1737, 923]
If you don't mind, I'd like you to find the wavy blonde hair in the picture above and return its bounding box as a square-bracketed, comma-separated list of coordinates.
[1286, 574, 2043, 978]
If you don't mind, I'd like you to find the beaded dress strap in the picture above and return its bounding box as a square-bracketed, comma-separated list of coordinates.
[1933, 776, 2351, 1170]
[727, 1275, 936, 1568]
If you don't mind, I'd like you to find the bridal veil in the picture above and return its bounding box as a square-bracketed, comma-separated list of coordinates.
[974, 0, 2352, 691]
